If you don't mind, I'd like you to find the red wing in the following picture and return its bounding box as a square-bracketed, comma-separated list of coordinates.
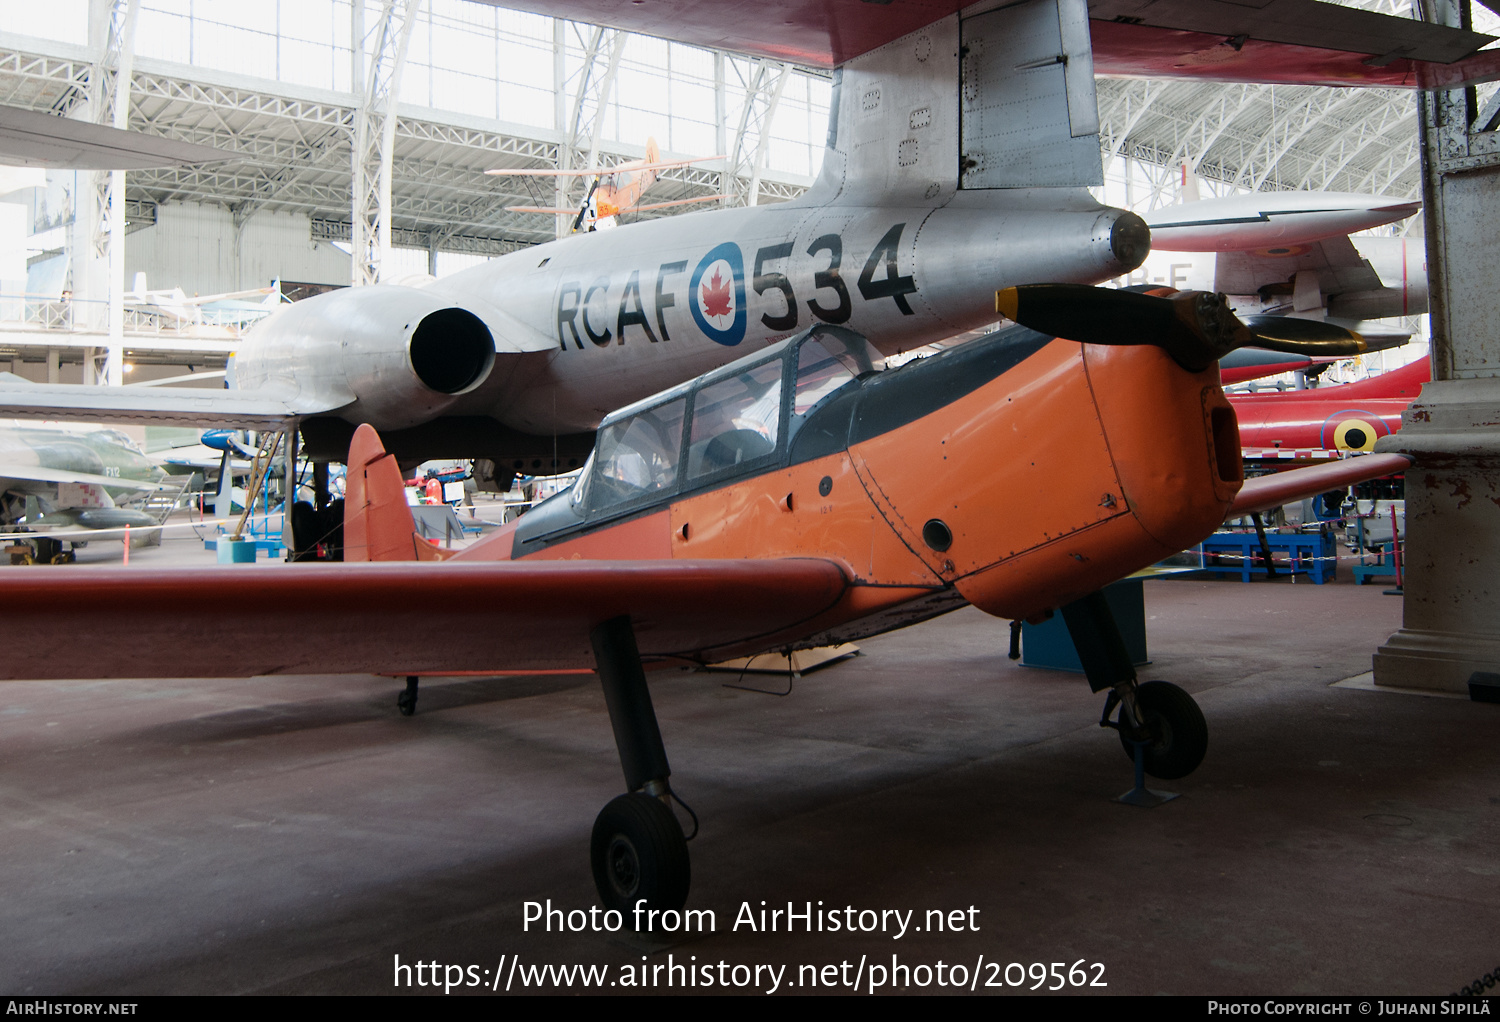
[1229, 453, 1411, 518]
[0, 559, 850, 681]
[1091, 20, 1500, 90]
[471, 0, 1495, 87]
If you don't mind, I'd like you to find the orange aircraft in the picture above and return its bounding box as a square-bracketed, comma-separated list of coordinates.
[491, 136, 728, 232]
[0, 285, 1407, 918]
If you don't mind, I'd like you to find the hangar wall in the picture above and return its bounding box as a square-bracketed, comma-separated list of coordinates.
[124, 204, 351, 297]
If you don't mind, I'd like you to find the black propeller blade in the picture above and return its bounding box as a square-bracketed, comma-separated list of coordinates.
[995, 284, 1366, 373]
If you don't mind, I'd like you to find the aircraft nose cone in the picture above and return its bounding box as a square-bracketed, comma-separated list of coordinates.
[1110, 211, 1151, 272]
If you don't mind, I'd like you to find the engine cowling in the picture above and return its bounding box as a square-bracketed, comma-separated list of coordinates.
[234, 284, 495, 431]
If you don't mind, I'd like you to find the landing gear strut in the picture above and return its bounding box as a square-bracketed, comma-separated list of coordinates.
[1061, 591, 1208, 782]
[397, 676, 418, 716]
[589, 615, 690, 918]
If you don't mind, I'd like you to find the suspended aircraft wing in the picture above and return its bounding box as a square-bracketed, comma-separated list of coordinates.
[505, 194, 728, 215]
[504, 204, 582, 214]
[0, 383, 306, 431]
[0, 558, 852, 681]
[485, 155, 725, 176]
[1228, 453, 1412, 517]
[479, 0, 1500, 87]
[0, 104, 232, 170]
[629, 195, 732, 213]
[1087, 9, 1500, 90]
[1214, 235, 1384, 300]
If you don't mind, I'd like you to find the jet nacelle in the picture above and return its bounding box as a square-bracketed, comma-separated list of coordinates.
[232, 284, 497, 431]
[239, 197, 1145, 438]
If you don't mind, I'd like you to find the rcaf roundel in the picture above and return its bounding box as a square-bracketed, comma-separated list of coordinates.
[690, 242, 747, 346]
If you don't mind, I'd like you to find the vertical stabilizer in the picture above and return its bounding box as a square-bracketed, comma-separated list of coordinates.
[343, 424, 449, 562]
[811, 0, 1102, 205]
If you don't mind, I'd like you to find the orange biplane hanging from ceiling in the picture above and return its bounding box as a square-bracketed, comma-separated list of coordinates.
[0, 284, 1410, 917]
[490, 136, 728, 232]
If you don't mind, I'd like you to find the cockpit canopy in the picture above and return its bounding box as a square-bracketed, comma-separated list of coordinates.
[570, 324, 882, 518]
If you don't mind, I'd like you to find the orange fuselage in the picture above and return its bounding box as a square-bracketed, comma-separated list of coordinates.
[448, 334, 1241, 658]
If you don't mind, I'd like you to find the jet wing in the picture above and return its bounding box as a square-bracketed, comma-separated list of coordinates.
[1228, 453, 1411, 517]
[0, 558, 852, 681]
[0, 104, 232, 170]
[479, 0, 1499, 87]
[0, 384, 308, 431]
[0, 465, 164, 492]
[1214, 236, 1384, 299]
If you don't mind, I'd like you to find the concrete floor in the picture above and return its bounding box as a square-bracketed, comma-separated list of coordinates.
[1, 524, 1496, 995]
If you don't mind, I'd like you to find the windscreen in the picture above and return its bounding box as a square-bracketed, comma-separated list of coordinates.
[584, 397, 687, 512]
[685, 360, 783, 483]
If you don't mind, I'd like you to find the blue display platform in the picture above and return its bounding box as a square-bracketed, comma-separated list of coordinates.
[1020, 577, 1149, 673]
[205, 537, 282, 560]
[1194, 529, 1336, 584]
[1352, 548, 1399, 586]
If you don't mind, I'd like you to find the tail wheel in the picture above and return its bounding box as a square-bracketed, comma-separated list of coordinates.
[1119, 680, 1207, 780]
[590, 792, 689, 919]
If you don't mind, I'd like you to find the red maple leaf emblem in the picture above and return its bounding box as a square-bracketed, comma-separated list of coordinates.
[701, 267, 733, 319]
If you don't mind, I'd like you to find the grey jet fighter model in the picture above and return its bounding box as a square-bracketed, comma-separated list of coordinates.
[0, 0, 1491, 493]
[0, 423, 166, 563]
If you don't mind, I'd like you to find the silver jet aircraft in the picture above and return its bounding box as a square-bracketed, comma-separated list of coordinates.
[0, 0, 1491, 490]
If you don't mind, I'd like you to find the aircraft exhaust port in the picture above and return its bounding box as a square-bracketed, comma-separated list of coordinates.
[1109, 211, 1151, 272]
[408, 308, 495, 395]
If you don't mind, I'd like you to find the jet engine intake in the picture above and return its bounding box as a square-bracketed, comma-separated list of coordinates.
[235, 284, 497, 431]
[409, 308, 494, 395]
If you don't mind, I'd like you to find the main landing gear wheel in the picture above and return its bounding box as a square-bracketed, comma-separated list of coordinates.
[591, 792, 690, 919]
[1118, 681, 1207, 780]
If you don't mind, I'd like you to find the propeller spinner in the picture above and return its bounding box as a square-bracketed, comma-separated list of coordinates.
[994, 284, 1366, 373]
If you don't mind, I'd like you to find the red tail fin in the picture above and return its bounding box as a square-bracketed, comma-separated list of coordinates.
[343, 424, 450, 562]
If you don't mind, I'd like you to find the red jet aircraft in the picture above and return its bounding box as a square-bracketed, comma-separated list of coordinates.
[1231, 357, 1429, 458]
[0, 285, 1408, 916]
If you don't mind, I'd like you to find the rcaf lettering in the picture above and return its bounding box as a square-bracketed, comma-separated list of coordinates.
[556, 283, 584, 350]
[655, 260, 686, 341]
[805, 234, 852, 324]
[753, 241, 797, 332]
[617, 270, 659, 344]
[555, 225, 917, 349]
[583, 277, 612, 346]
[858, 222, 918, 315]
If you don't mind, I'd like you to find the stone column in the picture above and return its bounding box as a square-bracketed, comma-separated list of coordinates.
[1372, 0, 1500, 693]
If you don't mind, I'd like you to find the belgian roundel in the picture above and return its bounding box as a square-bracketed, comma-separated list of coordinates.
[690, 242, 747, 346]
[1324, 413, 1388, 452]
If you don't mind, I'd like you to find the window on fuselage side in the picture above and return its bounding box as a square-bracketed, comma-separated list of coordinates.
[789, 337, 863, 441]
[586, 397, 686, 513]
[685, 360, 784, 484]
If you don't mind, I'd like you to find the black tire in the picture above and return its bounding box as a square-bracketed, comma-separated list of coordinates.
[1119, 681, 1207, 780]
[396, 689, 417, 716]
[591, 792, 690, 920]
